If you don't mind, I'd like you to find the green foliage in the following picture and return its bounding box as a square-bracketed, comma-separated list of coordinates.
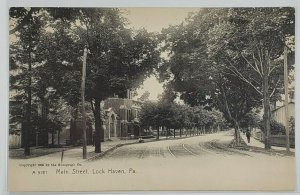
[239, 110, 261, 128]
[31, 115, 63, 135]
[10, 8, 161, 152]
[159, 8, 263, 129]
[206, 8, 295, 102]
[259, 119, 286, 135]
[139, 101, 159, 129]
[139, 100, 225, 131]
[9, 9, 80, 148]
[159, 8, 294, 147]
[35, 19, 82, 107]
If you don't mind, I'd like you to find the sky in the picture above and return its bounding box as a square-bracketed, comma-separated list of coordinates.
[123, 8, 200, 33]
[121, 8, 200, 101]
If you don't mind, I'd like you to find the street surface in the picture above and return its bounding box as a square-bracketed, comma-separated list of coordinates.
[85, 130, 295, 191]
[101, 133, 244, 160]
[98, 130, 291, 160]
[9, 130, 296, 191]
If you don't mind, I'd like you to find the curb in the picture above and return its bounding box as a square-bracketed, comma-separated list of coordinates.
[86, 142, 138, 161]
[86, 134, 206, 161]
[239, 136, 294, 156]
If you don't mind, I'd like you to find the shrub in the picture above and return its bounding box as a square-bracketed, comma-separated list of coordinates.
[259, 119, 286, 135]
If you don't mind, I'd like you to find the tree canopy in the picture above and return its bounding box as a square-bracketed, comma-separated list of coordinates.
[10, 8, 161, 154]
[159, 8, 295, 146]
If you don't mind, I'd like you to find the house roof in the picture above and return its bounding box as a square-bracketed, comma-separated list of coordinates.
[272, 102, 295, 113]
[103, 97, 142, 116]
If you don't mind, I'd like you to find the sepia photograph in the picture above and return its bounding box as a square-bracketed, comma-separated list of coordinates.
[8, 7, 296, 192]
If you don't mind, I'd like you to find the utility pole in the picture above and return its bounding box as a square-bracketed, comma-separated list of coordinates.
[284, 46, 290, 153]
[81, 47, 88, 159]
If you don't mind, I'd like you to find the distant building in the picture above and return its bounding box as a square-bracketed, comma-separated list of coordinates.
[9, 100, 22, 148]
[9, 77, 69, 148]
[272, 102, 295, 125]
[68, 90, 143, 145]
[10, 86, 143, 148]
[9, 70, 23, 148]
[102, 94, 142, 140]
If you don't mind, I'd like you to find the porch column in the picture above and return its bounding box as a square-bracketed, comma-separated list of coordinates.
[108, 116, 111, 140]
[114, 121, 117, 137]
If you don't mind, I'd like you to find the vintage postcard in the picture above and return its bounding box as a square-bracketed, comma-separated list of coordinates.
[8, 7, 296, 192]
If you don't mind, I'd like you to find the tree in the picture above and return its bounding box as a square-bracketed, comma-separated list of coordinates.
[9, 8, 79, 35]
[239, 110, 260, 131]
[10, 9, 45, 155]
[139, 101, 157, 139]
[137, 91, 150, 102]
[159, 9, 261, 145]
[259, 120, 286, 136]
[72, 9, 160, 153]
[159, 8, 294, 147]
[207, 8, 295, 149]
[9, 8, 41, 35]
[12, 8, 160, 153]
[172, 104, 191, 137]
[9, 7, 84, 155]
[35, 17, 84, 146]
[139, 100, 173, 139]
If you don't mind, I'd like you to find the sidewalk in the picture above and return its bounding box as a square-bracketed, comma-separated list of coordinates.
[240, 133, 295, 152]
[10, 138, 141, 163]
[9, 134, 203, 162]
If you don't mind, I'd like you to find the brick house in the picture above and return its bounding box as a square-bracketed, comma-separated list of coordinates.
[102, 97, 142, 140]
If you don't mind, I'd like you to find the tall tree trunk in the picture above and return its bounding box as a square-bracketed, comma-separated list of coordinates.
[220, 84, 242, 146]
[262, 72, 271, 149]
[165, 127, 168, 138]
[52, 132, 55, 146]
[58, 130, 60, 145]
[180, 128, 182, 137]
[93, 98, 103, 153]
[173, 129, 176, 138]
[70, 106, 78, 145]
[157, 126, 159, 140]
[233, 120, 241, 146]
[24, 51, 32, 156]
[35, 132, 38, 147]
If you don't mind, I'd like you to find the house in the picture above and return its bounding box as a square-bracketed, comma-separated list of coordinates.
[252, 101, 295, 146]
[102, 96, 142, 140]
[68, 90, 143, 145]
[9, 87, 143, 148]
[9, 70, 23, 148]
[9, 85, 70, 148]
[9, 99, 22, 148]
[272, 102, 295, 126]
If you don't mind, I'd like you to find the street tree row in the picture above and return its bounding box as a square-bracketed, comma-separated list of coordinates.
[158, 8, 295, 147]
[139, 89, 226, 139]
[9, 8, 160, 155]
